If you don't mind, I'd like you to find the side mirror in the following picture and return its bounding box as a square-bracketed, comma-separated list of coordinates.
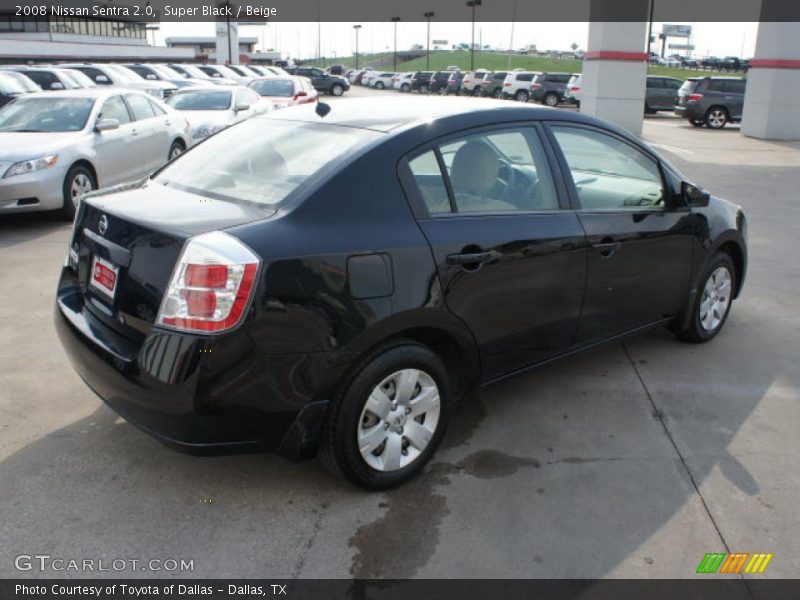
[96, 75, 110, 84]
[50, 82, 65, 90]
[681, 181, 710, 207]
[95, 118, 120, 132]
[146, 74, 158, 80]
[234, 102, 251, 112]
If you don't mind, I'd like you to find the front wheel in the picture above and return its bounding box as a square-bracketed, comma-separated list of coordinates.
[168, 140, 184, 161]
[676, 252, 736, 343]
[375, 81, 384, 90]
[319, 341, 451, 490]
[515, 90, 530, 102]
[61, 165, 95, 221]
[400, 83, 411, 93]
[330, 84, 344, 96]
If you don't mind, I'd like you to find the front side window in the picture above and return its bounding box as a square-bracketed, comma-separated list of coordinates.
[98, 95, 131, 125]
[125, 94, 156, 121]
[156, 120, 380, 206]
[551, 126, 664, 210]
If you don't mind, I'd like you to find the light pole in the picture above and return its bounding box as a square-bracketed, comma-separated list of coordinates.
[424, 11, 434, 70]
[391, 17, 401, 71]
[466, 0, 482, 72]
[353, 24, 361, 69]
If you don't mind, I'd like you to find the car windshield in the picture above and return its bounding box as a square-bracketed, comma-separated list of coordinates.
[0, 97, 94, 132]
[156, 119, 380, 206]
[1, 71, 40, 93]
[177, 65, 210, 79]
[0, 73, 28, 95]
[250, 79, 294, 97]
[679, 79, 698, 95]
[212, 65, 243, 79]
[64, 70, 96, 87]
[167, 91, 232, 110]
[149, 64, 181, 80]
[103, 64, 141, 83]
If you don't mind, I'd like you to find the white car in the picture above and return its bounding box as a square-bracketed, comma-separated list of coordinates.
[501, 71, 537, 101]
[165, 86, 271, 142]
[61, 63, 175, 99]
[564, 73, 582, 106]
[196, 64, 254, 85]
[0, 88, 191, 219]
[370, 72, 396, 89]
[361, 69, 377, 87]
[393, 72, 414, 92]
[460, 69, 490, 96]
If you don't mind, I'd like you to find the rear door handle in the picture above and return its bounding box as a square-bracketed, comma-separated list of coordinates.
[446, 251, 498, 266]
[592, 241, 621, 258]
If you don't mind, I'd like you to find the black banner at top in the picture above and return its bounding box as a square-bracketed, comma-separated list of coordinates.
[0, 0, 799, 22]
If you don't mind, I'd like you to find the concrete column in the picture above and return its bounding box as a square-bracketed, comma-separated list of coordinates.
[215, 3, 239, 65]
[580, 21, 649, 136]
[741, 22, 800, 140]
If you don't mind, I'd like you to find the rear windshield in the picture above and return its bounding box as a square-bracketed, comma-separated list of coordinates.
[0, 97, 94, 132]
[155, 119, 381, 206]
[167, 91, 232, 110]
[249, 79, 294, 97]
[679, 79, 699, 95]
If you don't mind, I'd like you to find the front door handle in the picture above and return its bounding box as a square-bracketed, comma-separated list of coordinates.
[592, 241, 621, 258]
[446, 250, 498, 266]
[131, 128, 139, 136]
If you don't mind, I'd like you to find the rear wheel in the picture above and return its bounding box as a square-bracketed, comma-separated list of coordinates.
[419, 84, 429, 94]
[375, 81, 385, 90]
[705, 107, 728, 129]
[61, 164, 95, 221]
[168, 140, 184, 161]
[677, 252, 736, 343]
[320, 341, 451, 490]
[330, 84, 344, 96]
[472, 86, 482, 97]
[544, 92, 559, 107]
[400, 83, 411, 93]
[515, 90, 530, 102]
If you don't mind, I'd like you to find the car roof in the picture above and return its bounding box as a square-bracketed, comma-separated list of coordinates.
[265, 95, 605, 133]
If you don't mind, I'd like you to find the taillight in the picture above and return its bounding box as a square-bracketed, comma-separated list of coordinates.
[688, 93, 703, 102]
[531, 83, 542, 89]
[156, 231, 260, 334]
[571, 86, 580, 92]
[504, 82, 511, 86]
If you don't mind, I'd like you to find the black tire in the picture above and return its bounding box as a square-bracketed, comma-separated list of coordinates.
[168, 140, 184, 162]
[492, 88, 503, 98]
[419, 84, 429, 94]
[676, 252, 737, 343]
[375, 81, 384, 90]
[704, 106, 728, 129]
[473, 86, 482, 97]
[61, 164, 95, 221]
[544, 92, 559, 107]
[330, 84, 344, 96]
[319, 341, 452, 490]
[515, 90, 530, 102]
[400, 83, 410, 93]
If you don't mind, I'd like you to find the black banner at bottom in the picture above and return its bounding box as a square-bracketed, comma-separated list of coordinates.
[3, 579, 800, 600]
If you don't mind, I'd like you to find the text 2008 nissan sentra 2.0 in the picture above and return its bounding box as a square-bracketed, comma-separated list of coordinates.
[55, 97, 747, 490]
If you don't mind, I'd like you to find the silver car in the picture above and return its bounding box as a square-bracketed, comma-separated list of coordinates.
[0, 89, 191, 219]
[165, 86, 271, 142]
[61, 63, 176, 99]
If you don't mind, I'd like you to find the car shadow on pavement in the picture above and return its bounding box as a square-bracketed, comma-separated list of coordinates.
[0, 211, 70, 250]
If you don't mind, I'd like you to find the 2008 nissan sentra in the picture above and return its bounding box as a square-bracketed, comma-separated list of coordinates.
[55, 97, 747, 490]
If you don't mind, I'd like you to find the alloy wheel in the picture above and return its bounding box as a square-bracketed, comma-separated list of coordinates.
[707, 109, 727, 128]
[70, 173, 93, 207]
[545, 93, 558, 106]
[357, 369, 441, 472]
[170, 146, 183, 160]
[699, 266, 732, 331]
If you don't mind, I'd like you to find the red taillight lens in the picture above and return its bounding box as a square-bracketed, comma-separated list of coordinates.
[688, 93, 703, 102]
[572, 86, 580, 92]
[531, 83, 542, 89]
[156, 231, 260, 334]
[504, 82, 511, 86]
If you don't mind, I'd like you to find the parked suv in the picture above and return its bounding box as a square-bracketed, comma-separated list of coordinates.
[674, 76, 746, 129]
[445, 71, 465, 95]
[461, 70, 489, 96]
[645, 75, 682, 113]
[290, 66, 350, 96]
[501, 71, 537, 101]
[430, 71, 453, 94]
[481, 71, 508, 98]
[531, 72, 572, 106]
[410, 72, 434, 93]
[394, 72, 414, 92]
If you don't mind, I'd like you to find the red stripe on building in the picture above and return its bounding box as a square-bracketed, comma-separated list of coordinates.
[584, 51, 649, 62]
[749, 59, 800, 69]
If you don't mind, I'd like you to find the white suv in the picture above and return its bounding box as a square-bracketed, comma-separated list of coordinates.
[564, 73, 583, 106]
[460, 69, 489, 96]
[501, 71, 537, 101]
[370, 72, 396, 89]
[394, 72, 414, 92]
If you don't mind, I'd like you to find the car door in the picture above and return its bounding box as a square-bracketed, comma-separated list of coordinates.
[547, 123, 694, 344]
[401, 124, 587, 380]
[92, 94, 139, 184]
[124, 93, 166, 175]
[725, 79, 746, 119]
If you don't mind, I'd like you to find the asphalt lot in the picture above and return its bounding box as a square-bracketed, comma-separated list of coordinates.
[1, 84, 799, 582]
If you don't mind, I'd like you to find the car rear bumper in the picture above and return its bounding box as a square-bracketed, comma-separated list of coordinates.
[675, 104, 702, 119]
[54, 268, 334, 459]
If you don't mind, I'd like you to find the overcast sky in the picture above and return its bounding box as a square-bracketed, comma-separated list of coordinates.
[155, 22, 758, 59]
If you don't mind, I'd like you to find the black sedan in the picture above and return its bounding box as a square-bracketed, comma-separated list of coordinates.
[55, 97, 747, 490]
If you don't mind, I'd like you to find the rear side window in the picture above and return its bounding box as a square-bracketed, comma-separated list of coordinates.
[73, 67, 109, 84]
[706, 79, 725, 92]
[552, 126, 664, 210]
[409, 127, 560, 215]
[408, 151, 451, 214]
[515, 73, 533, 82]
[725, 80, 746, 93]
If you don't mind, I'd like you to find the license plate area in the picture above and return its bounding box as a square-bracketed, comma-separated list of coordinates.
[89, 255, 119, 301]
